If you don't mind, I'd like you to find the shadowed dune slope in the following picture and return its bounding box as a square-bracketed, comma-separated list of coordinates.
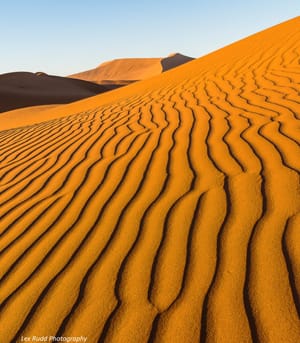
[69, 53, 194, 84]
[1, 17, 300, 343]
[0, 72, 112, 113]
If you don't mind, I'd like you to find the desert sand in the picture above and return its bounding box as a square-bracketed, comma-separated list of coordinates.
[69, 53, 194, 85]
[0, 17, 300, 343]
[0, 72, 111, 112]
[0, 55, 193, 113]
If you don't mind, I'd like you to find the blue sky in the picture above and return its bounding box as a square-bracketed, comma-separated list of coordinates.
[1, 0, 299, 76]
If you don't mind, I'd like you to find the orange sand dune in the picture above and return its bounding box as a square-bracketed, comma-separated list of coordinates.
[1, 17, 300, 343]
[0, 72, 112, 113]
[69, 53, 194, 84]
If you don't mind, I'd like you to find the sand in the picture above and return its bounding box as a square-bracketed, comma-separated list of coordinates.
[0, 17, 300, 343]
[0, 55, 193, 113]
[0, 72, 112, 113]
[69, 53, 194, 85]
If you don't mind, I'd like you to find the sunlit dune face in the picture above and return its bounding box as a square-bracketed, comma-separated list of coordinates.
[0, 17, 300, 343]
[69, 53, 194, 84]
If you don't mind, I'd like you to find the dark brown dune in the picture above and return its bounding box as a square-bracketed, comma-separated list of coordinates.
[0, 72, 119, 113]
[69, 53, 194, 84]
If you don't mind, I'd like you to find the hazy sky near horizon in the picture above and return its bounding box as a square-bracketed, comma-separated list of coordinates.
[1, 0, 299, 76]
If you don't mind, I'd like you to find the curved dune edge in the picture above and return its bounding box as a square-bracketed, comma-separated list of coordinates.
[0, 17, 300, 343]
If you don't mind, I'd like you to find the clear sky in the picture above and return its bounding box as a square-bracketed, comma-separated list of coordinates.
[1, 0, 299, 76]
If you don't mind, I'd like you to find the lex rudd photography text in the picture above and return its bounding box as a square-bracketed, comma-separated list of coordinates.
[20, 336, 88, 342]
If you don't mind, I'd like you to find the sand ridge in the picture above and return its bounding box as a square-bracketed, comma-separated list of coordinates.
[0, 17, 300, 343]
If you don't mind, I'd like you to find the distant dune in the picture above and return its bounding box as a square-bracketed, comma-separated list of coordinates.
[0, 72, 114, 113]
[1, 18, 300, 343]
[0, 54, 193, 113]
[69, 53, 194, 84]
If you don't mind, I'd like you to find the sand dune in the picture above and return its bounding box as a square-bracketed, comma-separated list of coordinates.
[0, 72, 112, 112]
[0, 55, 193, 113]
[1, 17, 300, 343]
[69, 53, 194, 84]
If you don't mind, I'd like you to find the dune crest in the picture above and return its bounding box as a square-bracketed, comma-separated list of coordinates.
[1, 17, 300, 343]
